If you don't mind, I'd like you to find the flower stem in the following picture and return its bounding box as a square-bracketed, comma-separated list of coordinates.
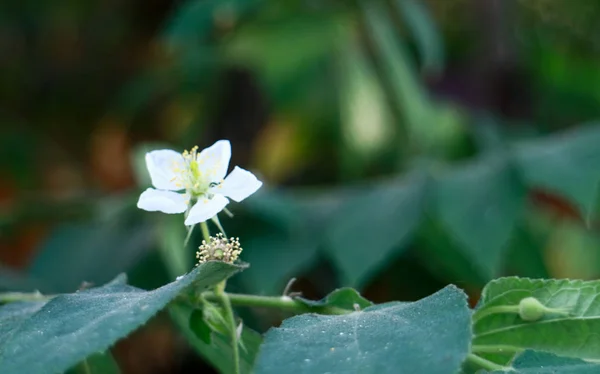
[466, 353, 507, 372]
[200, 221, 211, 243]
[200, 220, 239, 374]
[214, 281, 240, 374]
[0, 292, 51, 303]
[202, 292, 350, 315]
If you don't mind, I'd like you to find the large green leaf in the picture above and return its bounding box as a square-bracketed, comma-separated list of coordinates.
[163, 0, 260, 48]
[0, 262, 242, 374]
[240, 190, 346, 294]
[393, 0, 443, 75]
[254, 285, 471, 374]
[65, 352, 120, 374]
[156, 214, 193, 279]
[362, 0, 465, 157]
[493, 350, 600, 373]
[29, 220, 153, 293]
[223, 13, 349, 103]
[432, 155, 525, 280]
[513, 124, 600, 218]
[473, 277, 600, 365]
[169, 303, 262, 374]
[0, 265, 42, 292]
[325, 175, 426, 287]
[337, 32, 394, 178]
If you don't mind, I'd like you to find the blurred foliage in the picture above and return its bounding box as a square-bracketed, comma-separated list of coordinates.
[1, 0, 600, 373]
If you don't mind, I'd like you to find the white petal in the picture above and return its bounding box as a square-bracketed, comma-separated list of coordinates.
[213, 166, 262, 202]
[184, 195, 229, 226]
[137, 188, 187, 214]
[145, 149, 185, 190]
[197, 140, 231, 182]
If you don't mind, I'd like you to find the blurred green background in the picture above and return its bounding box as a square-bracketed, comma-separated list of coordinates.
[1, 0, 600, 372]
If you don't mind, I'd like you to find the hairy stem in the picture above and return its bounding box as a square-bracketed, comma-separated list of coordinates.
[202, 292, 350, 315]
[200, 221, 211, 243]
[214, 281, 240, 374]
[0, 292, 51, 303]
[200, 221, 239, 374]
[466, 353, 507, 372]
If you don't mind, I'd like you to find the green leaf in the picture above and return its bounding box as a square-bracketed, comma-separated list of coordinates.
[362, 0, 465, 157]
[325, 175, 426, 287]
[393, 0, 444, 75]
[223, 13, 349, 102]
[432, 155, 525, 280]
[254, 285, 471, 374]
[493, 350, 600, 373]
[296, 288, 373, 311]
[240, 191, 340, 294]
[169, 303, 262, 374]
[338, 32, 393, 173]
[66, 352, 120, 374]
[502, 212, 550, 279]
[163, 0, 259, 49]
[189, 309, 212, 344]
[0, 265, 42, 292]
[473, 277, 600, 365]
[514, 124, 600, 218]
[29, 221, 153, 293]
[157, 214, 192, 279]
[0, 262, 242, 374]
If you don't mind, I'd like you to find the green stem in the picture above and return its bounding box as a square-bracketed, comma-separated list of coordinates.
[466, 353, 507, 372]
[200, 221, 211, 243]
[202, 292, 350, 315]
[0, 292, 51, 303]
[214, 281, 240, 374]
[472, 305, 520, 324]
[199, 220, 239, 374]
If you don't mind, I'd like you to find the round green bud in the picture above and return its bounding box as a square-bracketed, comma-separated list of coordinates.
[518, 297, 546, 322]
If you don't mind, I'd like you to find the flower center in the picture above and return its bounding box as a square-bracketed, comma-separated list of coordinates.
[169, 146, 209, 197]
[196, 234, 242, 264]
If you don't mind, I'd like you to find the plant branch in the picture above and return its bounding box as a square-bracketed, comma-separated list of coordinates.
[214, 280, 240, 374]
[202, 292, 350, 315]
[200, 221, 240, 374]
[466, 353, 507, 372]
[0, 292, 51, 304]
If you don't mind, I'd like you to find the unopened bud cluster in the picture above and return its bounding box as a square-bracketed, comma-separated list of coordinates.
[196, 233, 242, 264]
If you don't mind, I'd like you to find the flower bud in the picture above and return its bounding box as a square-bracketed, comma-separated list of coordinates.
[518, 297, 547, 321]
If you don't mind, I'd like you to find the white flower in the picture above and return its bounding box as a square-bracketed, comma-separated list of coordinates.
[137, 140, 262, 226]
